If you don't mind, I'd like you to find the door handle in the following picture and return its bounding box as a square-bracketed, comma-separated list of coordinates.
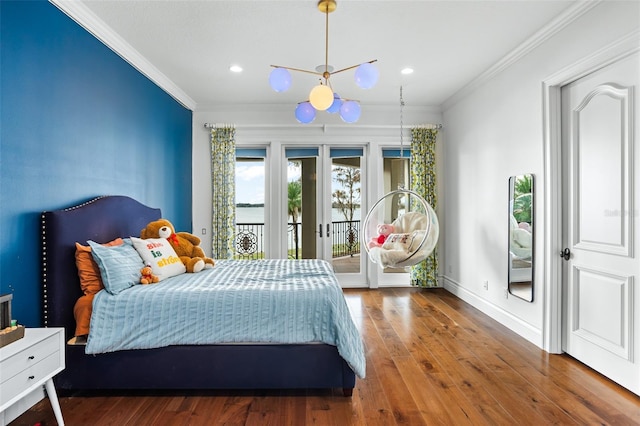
[319, 224, 323, 238]
[560, 248, 571, 261]
[326, 223, 330, 238]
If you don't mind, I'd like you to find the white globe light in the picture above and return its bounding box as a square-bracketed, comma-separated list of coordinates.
[309, 84, 334, 111]
[326, 93, 342, 114]
[339, 100, 361, 123]
[295, 102, 316, 124]
[354, 62, 379, 89]
[269, 68, 292, 92]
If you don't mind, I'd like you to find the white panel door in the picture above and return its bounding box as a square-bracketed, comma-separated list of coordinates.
[561, 52, 639, 395]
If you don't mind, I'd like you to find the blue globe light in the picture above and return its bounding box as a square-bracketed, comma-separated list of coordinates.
[295, 102, 316, 124]
[326, 93, 343, 114]
[269, 68, 292, 92]
[339, 100, 361, 123]
[354, 62, 379, 89]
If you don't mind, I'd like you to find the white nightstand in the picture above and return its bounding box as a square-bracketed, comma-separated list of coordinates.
[0, 328, 65, 426]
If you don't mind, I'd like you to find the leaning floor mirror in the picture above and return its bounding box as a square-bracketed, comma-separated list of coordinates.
[508, 174, 534, 302]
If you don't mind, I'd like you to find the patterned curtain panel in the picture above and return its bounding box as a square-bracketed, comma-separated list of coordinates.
[210, 126, 236, 259]
[410, 127, 439, 287]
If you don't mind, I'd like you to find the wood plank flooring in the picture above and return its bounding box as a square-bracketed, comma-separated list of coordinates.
[11, 288, 640, 425]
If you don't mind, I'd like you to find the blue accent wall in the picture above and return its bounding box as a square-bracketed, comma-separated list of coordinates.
[0, 1, 193, 327]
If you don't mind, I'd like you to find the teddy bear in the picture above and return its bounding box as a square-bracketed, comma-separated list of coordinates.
[140, 218, 215, 273]
[368, 223, 395, 248]
[140, 265, 159, 285]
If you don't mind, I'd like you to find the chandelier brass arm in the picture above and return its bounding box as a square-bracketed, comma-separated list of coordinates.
[269, 65, 323, 77]
[331, 59, 378, 76]
[268, 0, 379, 124]
[270, 58, 377, 80]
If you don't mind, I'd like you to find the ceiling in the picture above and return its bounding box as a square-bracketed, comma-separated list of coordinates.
[65, 0, 578, 111]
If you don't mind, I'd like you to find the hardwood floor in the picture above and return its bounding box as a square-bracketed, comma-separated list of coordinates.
[11, 288, 640, 425]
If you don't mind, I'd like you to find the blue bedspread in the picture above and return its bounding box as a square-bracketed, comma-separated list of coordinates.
[87, 259, 365, 378]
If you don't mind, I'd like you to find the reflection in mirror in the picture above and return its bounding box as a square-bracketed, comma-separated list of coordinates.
[508, 174, 534, 302]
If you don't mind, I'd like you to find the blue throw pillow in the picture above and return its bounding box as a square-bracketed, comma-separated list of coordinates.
[88, 239, 144, 295]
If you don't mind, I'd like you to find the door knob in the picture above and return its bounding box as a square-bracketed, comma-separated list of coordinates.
[560, 248, 571, 261]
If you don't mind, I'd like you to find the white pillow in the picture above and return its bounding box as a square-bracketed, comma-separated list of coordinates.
[382, 233, 415, 251]
[130, 237, 186, 281]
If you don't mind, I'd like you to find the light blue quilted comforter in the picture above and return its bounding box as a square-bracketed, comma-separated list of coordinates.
[87, 259, 365, 378]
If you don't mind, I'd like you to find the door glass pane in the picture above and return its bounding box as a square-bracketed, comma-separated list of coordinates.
[235, 157, 265, 259]
[382, 156, 410, 274]
[287, 157, 317, 259]
[331, 156, 361, 273]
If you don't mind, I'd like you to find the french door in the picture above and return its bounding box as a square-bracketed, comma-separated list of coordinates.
[284, 145, 367, 287]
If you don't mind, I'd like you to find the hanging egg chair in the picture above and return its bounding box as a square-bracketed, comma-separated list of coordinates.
[362, 189, 439, 269]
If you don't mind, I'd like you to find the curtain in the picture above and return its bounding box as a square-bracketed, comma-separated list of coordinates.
[210, 126, 236, 259]
[410, 127, 439, 287]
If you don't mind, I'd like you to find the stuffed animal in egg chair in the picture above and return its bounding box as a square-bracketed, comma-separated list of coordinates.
[368, 223, 395, 248]
[140, 219, 215, 273]
[140, 265, 159, 285]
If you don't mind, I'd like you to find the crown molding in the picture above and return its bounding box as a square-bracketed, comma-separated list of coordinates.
[49, 0, 197, 111]
[195, 103, 442, 115]
[442, 0, 601, 111]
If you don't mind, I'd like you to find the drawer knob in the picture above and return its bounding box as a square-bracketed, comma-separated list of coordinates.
[28, 375, 35, 380]
[28, 356, 35, 360]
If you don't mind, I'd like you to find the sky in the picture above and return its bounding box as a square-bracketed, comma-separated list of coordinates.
[235, 161, 302, 204]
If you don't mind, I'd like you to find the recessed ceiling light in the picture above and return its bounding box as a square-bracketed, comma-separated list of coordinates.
[229, 65, 243, 73]
[401, 68, 414, 75]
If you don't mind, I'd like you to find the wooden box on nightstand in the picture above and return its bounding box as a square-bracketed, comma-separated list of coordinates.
[0, 328, 65, 425]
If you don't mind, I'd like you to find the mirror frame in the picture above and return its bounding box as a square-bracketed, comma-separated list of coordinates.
[508, 174, 534, 302]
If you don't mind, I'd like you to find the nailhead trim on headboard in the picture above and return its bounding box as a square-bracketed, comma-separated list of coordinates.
[41, 212, 47, 327]
[41, 196, 110, 327]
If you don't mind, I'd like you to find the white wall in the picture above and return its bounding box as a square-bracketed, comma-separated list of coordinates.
[192, 104, 444, 267]
[441, 1, 640, 347]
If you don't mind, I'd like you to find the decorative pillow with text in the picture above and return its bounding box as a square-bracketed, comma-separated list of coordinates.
[382, 232, 418, 253]
[130, 237, 186, 281]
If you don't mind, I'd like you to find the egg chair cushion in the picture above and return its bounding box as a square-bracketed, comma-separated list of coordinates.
[391, 211, 429, 233]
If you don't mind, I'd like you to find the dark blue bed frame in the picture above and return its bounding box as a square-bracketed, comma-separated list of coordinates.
[41, 196, 355, 396]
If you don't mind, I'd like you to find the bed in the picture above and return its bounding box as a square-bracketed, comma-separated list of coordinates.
[41, 195, 363, 396]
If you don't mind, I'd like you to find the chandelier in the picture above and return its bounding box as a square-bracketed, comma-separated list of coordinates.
[268, 0, 378, 124]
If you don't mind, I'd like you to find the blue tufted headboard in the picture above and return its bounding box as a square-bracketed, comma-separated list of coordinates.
[41, 196, 161, 339]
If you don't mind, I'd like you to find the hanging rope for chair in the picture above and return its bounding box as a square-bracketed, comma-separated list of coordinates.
[361, 87, 439, 269]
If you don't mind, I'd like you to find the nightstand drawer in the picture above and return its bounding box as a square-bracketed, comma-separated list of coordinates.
[0, 334, 59, 384]
[0, 351, 61, 407]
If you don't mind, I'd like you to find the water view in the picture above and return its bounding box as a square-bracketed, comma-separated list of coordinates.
[236, 206, 361, 223]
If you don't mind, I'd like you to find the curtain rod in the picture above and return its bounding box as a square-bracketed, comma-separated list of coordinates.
[203, 123, 442, 130]
[203, 123, 235, 129]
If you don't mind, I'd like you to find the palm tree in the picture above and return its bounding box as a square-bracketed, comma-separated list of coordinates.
[332, 166, 361, 222]
[288, 180, 302, 223]
[287, 180, 302, 259]
[514, 174, 532, 197]
[513, 193, 532, 224]
[513, 174, 533, 224]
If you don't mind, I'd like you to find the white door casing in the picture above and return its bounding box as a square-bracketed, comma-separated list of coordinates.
[542, 31, 639, 349]
[560, 51, 639, 395]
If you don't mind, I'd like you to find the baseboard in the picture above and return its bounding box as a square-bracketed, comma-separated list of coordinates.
[442, 276, 543, 349]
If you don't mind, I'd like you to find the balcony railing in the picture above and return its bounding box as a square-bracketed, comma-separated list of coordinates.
[233, 221, 360, 260]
